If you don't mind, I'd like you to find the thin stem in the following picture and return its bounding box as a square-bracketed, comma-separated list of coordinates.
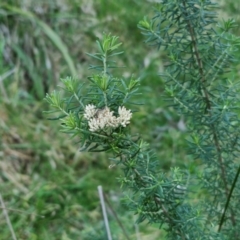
[218, 164, 240, 232]
[134, 215, 141, 240]
[0, 207, 44, 217]
[182, 0, 237, 228]
[98, 186, 112, 240]
[0, 68, 16, 103]
[0, 68, 16, 83]
[59, 106, 69, 116]
[73, 92, 85, 109]
[76, 127, 109, 139]
[103, 192, 131, 240]
[102, 53, 108, 106]
[103, 53, 107, 76]
[0, 192, 17, 240]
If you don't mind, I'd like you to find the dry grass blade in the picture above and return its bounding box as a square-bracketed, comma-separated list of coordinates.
[0, 192, 17, 240]
[1, 3, 77, 77]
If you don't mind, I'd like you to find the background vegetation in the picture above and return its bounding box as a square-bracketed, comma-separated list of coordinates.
[0, 0, 239, 239]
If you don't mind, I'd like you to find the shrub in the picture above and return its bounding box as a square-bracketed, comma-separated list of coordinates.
[46, 0, 240, 239]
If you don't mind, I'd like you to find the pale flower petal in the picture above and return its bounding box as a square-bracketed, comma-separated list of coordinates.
[118, 106, 132, 127]
[84, 105, 132, 132]
[84, 104, 97, 120]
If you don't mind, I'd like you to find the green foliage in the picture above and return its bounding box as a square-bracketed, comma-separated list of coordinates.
[45, 34, 140, 153]
[1, 1, 167, 239]
[45, 34, 202, 239]
[45, 0, 240, 239]
[138, 0, 240, 238]
[1, 1, 165, 239]
[0, 1, 77, 100]
[1, 0, 240, 239]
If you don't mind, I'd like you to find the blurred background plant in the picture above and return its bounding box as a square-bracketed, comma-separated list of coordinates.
[0, 0, 239, 239]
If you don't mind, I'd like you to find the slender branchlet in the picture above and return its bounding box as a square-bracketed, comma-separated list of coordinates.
[182, 0, 234, 225]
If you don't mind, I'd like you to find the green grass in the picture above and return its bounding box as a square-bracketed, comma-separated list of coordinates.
[0, 0, 239, 239]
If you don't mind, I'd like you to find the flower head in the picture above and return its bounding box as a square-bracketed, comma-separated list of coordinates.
[83, 104, 97, 120]
[118, 106, 132, 127]
[84, 104, 132, 132]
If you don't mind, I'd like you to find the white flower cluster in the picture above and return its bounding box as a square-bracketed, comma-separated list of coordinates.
[83, 104, 132, 132]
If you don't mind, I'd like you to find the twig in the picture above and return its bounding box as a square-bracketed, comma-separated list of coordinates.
[0, 68, 16, 102]
[182, 0, 236, 227]
[98, 186, 112, 240]
[0, 68, 16, 83]
[0, 206, 44, 218]
[134, 215, 141, 240]
[218, 164, 240, 232]
[103, 192, 131, 240]
[0, 191, 17, 240]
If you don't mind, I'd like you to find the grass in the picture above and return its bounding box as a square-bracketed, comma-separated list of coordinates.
[0, 0, 239, 239]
